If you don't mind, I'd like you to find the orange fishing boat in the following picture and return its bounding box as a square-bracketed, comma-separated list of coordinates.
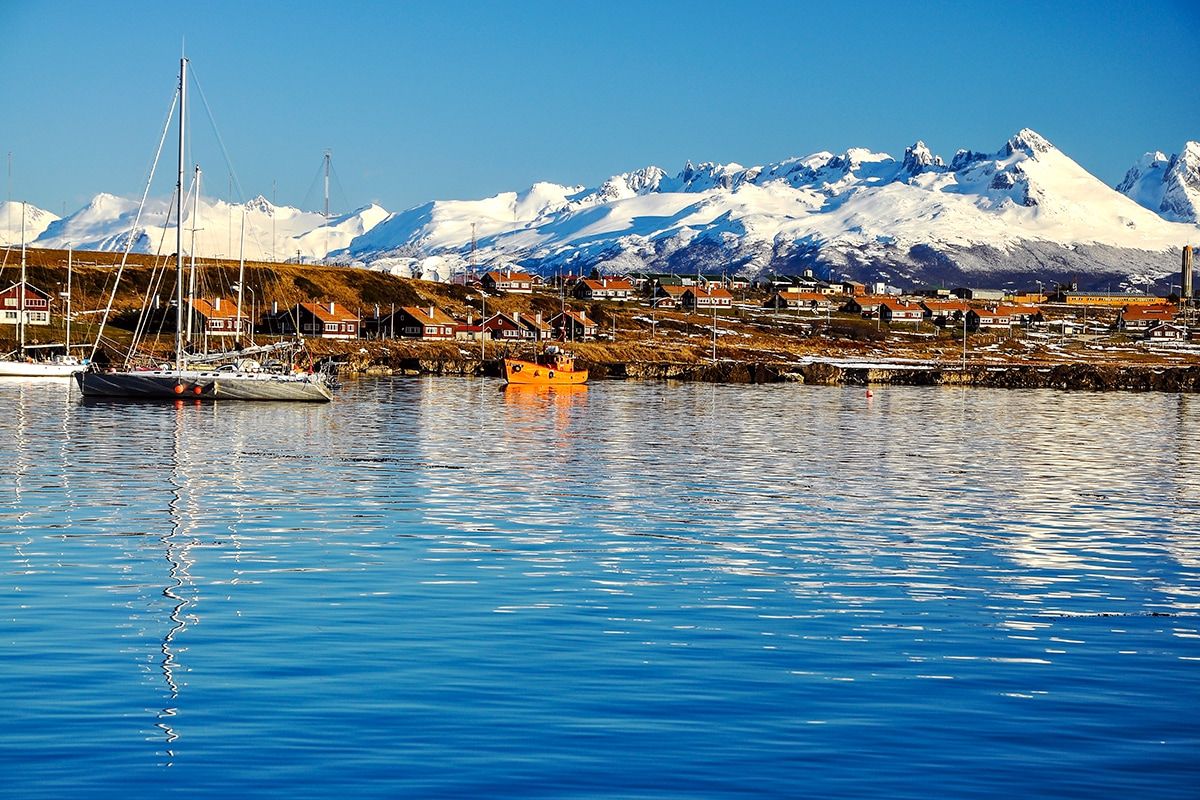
[503, 346, 588, 385]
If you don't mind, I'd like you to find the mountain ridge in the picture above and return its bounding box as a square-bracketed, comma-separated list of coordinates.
[6, 129, 1199, 291]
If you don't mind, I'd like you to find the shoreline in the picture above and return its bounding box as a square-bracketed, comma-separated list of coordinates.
[338, 349, 1200, 392]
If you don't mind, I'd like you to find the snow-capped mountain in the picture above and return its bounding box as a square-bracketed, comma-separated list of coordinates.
[344, 129, 1200, 291]
[0, 201, 59, 247]
[1117, 141, 1200, 223]
[28, 193, 388, 263]
[14, 129, 1200, 290]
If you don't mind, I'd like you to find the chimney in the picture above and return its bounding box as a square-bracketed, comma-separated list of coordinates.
[329, 301, 336, 314]
[467, 313, 473, 325]
[272, 300, 278, 315]
[429, 304, 434, 319]
[513, 311, 520, 323]
[535, 312, 542, 324]
[214, 297, 221, 311]
[579, 310, 586, 322]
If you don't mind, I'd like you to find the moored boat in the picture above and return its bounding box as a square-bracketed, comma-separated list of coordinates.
[503, 346, 588, 385]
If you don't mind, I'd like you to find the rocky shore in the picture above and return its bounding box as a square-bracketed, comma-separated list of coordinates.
[331, 345, 1200, 393]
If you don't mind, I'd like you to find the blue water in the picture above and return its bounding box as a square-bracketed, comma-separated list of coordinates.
[1, 376, 1197, 798]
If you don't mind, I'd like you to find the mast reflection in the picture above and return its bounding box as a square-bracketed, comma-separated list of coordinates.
[155, 399, 199, 765]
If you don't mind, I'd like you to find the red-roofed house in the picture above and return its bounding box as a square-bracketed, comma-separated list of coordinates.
[1116, 304, 1177, 333]
[388, 305, 458, 340]
[843, 295, 888, 317]
[966, 308, 1012, 331]
[879, 299, 924, 324]
[278, 301, 360, 339]
[187, 296, 250, 337]
[920, 299, 970, 326]
[574, 277, 635, 301]
[764, 291, 831, 312]
[682, 286, 733, 312]
[551, 309, 598, 341]
[0, 282, 51, 327]
[482, 269, 534, 294]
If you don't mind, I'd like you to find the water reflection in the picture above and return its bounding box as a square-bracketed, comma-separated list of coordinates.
[0, 377, 1197, 797]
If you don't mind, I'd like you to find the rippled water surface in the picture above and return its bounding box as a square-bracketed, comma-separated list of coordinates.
[1, 377, 1198, 798]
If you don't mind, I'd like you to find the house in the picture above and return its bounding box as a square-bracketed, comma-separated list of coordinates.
[841, 280, 867, 296]
[764, 291, 831, 312]
[1116, 304, 1176, 333]
[843, 295, 888, 317]
[681, 285, 734, 312]
[574, 277, 635, 301]
[270, 301, 360, 339]
[1146, 322, 1187, 341]
[879, 299, 924, 324]
[966, 308, 1012, 331]
[651, 284, 689, 308]
[481, 311, 549, 341]
[515, 311, 553, 341]
[482, 269, 534, 294]
[387, 305, 459, 340]
[551, 309, 598, 341]
[920, 299, 970, 326]
[993, 304, 1045, 326]
[0, 281, 51, 327]
[187, 296, 250, 337]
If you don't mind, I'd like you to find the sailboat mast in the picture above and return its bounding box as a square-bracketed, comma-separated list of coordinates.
[18, 202, 26, 352]
[65, 245, 72, 352]
[236, 209, 246, 339]
[187, 165, 201, 344]
[323, 149, 331, 219]
[175, 56, 188, 371]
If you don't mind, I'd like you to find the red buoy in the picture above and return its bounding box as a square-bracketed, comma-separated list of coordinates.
[173, 384, 184, 394]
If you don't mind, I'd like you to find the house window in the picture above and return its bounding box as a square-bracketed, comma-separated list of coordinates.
[325, 323, 338, 332]
[425, 326, 435, 335]
[2, 311, 16, 319]
[3, 298, 14, 307]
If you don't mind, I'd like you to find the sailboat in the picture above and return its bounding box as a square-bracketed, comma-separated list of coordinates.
[0, 204, 88, 377]
[76, 57, 333, 402]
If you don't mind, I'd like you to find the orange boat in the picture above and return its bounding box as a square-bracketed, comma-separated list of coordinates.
[503, 346, 588, 385]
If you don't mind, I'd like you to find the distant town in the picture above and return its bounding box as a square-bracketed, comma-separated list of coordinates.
[3, 245, 1199, 385]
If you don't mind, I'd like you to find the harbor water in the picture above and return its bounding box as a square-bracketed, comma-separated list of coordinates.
[1, 376, 1197, 798]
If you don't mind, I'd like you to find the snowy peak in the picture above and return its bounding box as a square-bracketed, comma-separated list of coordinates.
[1005, 128, 1055, 157]
[1117, 141, 1200, 222]
[0, 201, 60, 246]
[902, 141, 943, 175]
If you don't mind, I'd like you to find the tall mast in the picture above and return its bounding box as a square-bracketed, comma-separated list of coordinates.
[236, 208, 246, 339]
[187, 164, 201, 344]
[323, 149, 331, 219]
[18, 202, 26, 351]
[175, 56, 188, 371]
[65, 245, 72, 352]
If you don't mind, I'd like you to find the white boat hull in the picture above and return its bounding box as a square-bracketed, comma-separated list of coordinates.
[76, 368, 334, 402]
[0, 359, 88, 377]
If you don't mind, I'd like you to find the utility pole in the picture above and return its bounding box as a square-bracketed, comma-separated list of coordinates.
[962, 311, 967, 370]
[271, 179, 277, 263]
[711, 301, 717, 362]
[470, 222, 477, 278]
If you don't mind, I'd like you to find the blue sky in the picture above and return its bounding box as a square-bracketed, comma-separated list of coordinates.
[2, 0, 1197, 216]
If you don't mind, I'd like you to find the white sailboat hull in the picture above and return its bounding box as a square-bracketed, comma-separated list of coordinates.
[76, 368, 334, 402]
[0, 359, 88, 377]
